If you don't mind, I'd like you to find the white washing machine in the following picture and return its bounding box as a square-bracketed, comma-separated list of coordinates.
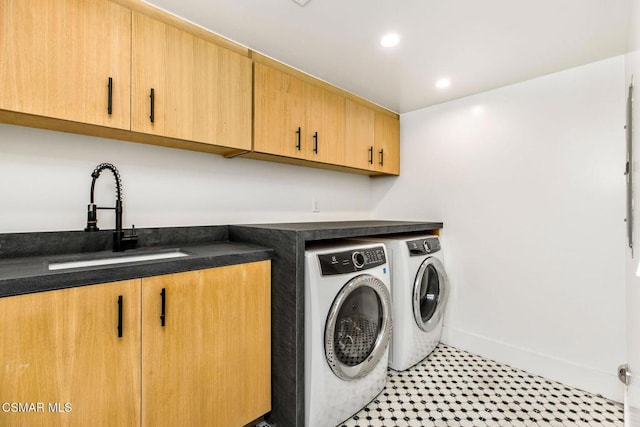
[357, 234, 449, 371]
[304, 241, 392, 427]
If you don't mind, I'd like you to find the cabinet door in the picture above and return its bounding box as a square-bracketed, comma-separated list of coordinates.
[0, 281, 141, 427]
[131, 13, 252, 150]
[374, 112, 400, 175]
[254, 62, 307, 158]
[344, 99, 375, 170]
[306, 86, 345, 165]
[0, 0, 131, 129]
[141, 261, 271, 427]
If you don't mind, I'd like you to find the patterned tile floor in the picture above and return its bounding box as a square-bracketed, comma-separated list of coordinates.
[339, 344, 624, 427]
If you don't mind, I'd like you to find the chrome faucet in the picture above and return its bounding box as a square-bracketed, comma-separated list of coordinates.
[85, 163, 138, 252]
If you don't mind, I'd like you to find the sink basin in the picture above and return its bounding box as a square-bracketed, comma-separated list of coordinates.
[48, 250, 188, 271]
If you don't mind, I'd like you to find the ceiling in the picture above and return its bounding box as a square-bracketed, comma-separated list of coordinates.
[144, 0, 630, 114]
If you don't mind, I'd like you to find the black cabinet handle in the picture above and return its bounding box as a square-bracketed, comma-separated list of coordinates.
[117, 295, 123, 338]
[107, 77, 113, 115]
[313, 132, 318, 154]
[368, 146, 373, 165]
[149, 88, 155, 123]
[160, 288, 166, 327]
[296, 127, 301, 151]
[379, 149, 384, 166]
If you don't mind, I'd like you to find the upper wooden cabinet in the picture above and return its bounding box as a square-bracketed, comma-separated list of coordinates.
[344, 99, 376, 170]
[343, 100, 400, 175]
[131, 12, 252, 150]
[374, 111, 400, 175]
[306, 86, 346, 165]
[0, 0, 131, 129]
[254, 63, 306, 159]
[0, 0, 398, 175]
[253, 60, 398, 175]
[254, 62, 346, 165]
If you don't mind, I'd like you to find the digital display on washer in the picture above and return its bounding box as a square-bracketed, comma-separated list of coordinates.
[407, 237, 441, 256]
[318, 246, 386, 275]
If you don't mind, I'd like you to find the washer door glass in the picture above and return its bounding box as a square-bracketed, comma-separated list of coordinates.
[413, 257, 448, 332]
[334, 286, 381, 366]
[325, 274, 392, 381]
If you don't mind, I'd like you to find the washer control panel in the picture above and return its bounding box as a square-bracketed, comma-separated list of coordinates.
[318, 246, 386, 275]
[407, 236, 441, 256]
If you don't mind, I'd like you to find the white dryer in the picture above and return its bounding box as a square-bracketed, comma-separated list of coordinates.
[358, 234, 448, 371]
[304, 242, 392, 427]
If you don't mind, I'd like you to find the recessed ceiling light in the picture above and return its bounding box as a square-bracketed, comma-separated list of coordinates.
[380, 33, 400, 48]
[435, 78, 451, 89]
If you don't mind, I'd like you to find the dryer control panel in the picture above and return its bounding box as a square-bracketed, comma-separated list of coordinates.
[407, 237, 441, 256]
[318, 246, 386, 275]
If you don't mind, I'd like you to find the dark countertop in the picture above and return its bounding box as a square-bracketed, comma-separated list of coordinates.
[0, 221, 440, 300]
[0, 242, 272, 298]
[0, 225, 272, 298]
[234, 220, 443, 242]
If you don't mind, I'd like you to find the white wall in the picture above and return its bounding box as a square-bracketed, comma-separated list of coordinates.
[0, 124, 373, 233]
[373, 56, 626, 401]
[625, 0, 640, 421]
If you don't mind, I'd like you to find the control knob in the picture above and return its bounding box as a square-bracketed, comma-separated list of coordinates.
[352, 251, 365, 268]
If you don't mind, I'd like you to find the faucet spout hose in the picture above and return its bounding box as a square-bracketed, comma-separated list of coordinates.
[90, 162, 122, 203]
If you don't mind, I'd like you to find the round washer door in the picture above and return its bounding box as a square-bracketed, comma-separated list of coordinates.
[413, 257, 449, 332]
[325, 274, 392, 381]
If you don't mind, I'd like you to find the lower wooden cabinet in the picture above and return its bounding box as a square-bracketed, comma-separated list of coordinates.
[0, 279, 141, 427]
[141, 262, 271, 427]
[0, 261, 271, 427]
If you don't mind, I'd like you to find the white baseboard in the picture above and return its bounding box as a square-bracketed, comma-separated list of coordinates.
[441, 325, 623, 403]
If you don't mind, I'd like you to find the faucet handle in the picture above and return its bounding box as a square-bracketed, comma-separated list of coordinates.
[125, 224, 138, 241]
[85, 204, 99, 232]
[116, 225, 139, 252]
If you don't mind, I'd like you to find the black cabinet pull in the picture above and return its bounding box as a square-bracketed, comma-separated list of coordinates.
[296, 127, 301, 151]
[160, 288, 166, 327]
[107, 77, 113, 115]
[149, 88, 155, 123]
[379, 149, 384, 166]
[313, 132, 318, 154]
[368, 146, 373, 165]
[117, 295, 123, 338]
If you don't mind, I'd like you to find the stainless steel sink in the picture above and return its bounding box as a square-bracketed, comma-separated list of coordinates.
[48, 250, 188, 271]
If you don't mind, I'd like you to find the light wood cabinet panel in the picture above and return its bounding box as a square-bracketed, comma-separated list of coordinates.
[374, 112, 400, 175]
[254, 62, 346, 164]
[253, 63, 285, 155]
[344, 99, 376, 170]
[305, 84, 323, 159]
[343, 101, 400, 174]
[0, 280, 141, 427]
[0, 0, 131, 129]
[254, 62, 306, 158]
[306, 86, 346, 165]
[141, 261, 271, 427]
[131, 12, 252, 150]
